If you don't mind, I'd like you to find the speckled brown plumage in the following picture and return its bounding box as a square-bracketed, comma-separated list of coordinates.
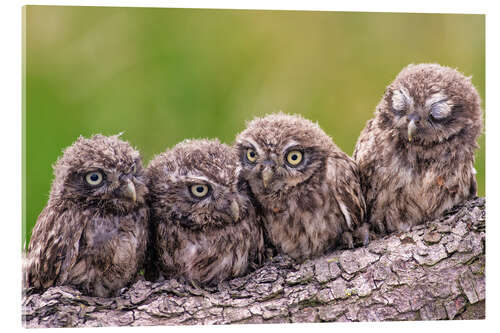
[147, 139, 264, 286]
[353, 63, 483, 234]
[25, 134, 149, 297]
[235, 113, 368, 262]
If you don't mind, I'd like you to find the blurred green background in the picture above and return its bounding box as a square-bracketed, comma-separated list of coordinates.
[23, 6, 485, 246]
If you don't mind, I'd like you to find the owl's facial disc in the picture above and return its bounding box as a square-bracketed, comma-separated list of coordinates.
[390, 88, 455, 144]
[80, 164, 141, 208]
[184, 198, 240, 227]
[165, 174, 243, 227]
[237, 139, 315, 198]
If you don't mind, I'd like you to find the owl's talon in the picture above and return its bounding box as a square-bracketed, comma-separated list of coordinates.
[342, 231, 354, 249]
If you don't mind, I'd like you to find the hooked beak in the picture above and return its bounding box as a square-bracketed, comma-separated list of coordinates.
[408, 119, 417, 142]
[123, 179, 137, 203]
[262, 167, 274, 189]
[230, 200, 240, 221]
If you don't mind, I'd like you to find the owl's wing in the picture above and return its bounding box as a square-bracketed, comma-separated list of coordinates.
[328, 153, 368, 245]
[469, 168, 478, 198]
[25, 206, 87, 290]
[352, 119, 373, 162]
[352, 120, 380, 211]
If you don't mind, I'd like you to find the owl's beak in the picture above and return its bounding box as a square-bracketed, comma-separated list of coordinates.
[408, 119, 417, 142]
[262, 167, 274, 189]
[230, 200, 240, 221]
[123, 179, 137, 203]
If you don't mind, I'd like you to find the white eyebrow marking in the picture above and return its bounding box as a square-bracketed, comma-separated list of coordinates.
[166, 174, 214, 186]
[185, 175, 213, 183]
[238, 138, 264, 156]
[425, 92, 448, 108]
[392, 87, 413, 110]
[283, 140, 301, 152]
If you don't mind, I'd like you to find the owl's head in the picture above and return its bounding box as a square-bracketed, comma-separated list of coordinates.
[235, 113, 333, 200]
[50, 134, 147, 213]
[147, 139, 249, 229]
[378, 63, 482, 146]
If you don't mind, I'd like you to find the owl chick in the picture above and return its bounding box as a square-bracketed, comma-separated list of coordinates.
[25, 134, 149, 297]
[353, 63, 483, 234]
[235, 113, 368, 262]
[147, 139, 264, 286]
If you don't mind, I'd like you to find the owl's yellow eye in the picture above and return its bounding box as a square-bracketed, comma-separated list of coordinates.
[85, 171, 103, 186]
[190, 184, 209, 198]
[246, 148, 258, 163]
[286, 150, 303, 166]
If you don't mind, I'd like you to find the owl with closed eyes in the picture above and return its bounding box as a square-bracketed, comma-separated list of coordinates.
[24, 134, 149, 298]
[147, 139, 264, 286]
[235, 113, 368, 262]
[353, 63, 483, 234]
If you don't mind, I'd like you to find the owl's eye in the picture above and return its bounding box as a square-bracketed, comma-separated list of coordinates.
[246, 148, 258, 163]
[85, 171, 103, 186]
[430, 101, 451, 121]
[286, 150, 303, 166]
[131, 164, 137, 174]
[391, 89, 408, 112]
[190, 184, 210, 198]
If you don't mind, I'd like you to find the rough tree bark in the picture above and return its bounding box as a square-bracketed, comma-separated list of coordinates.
[22, 198, 486, 327]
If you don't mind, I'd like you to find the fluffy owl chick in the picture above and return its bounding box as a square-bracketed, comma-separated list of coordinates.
[235, 113, 368, 261]
[147, 139, 264, 286]
[25, 134, 149, 297]
[353, 63, 483, 234]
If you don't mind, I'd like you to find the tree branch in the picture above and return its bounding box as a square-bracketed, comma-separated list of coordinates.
[22, 198, 485, 327]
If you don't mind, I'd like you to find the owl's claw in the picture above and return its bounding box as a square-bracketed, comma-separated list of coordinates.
[363, 234, 370, 247]
[342, 231, 354, 249]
